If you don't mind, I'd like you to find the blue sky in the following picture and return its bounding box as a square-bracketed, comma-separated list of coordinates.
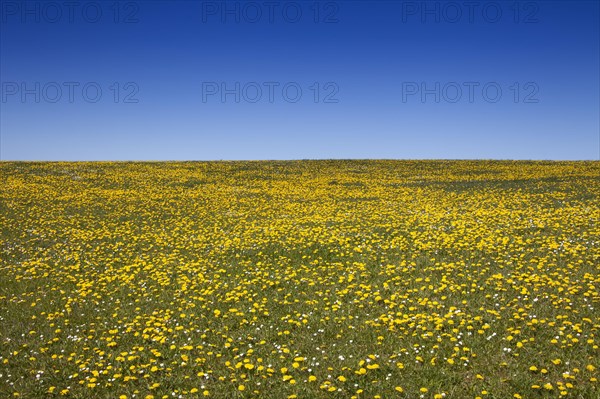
[1, 0, 598, 160]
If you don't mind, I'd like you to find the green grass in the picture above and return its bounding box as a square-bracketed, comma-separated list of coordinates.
[0, 160, 599, 399]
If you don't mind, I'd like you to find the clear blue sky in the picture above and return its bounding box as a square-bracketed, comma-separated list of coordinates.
[1, 0, 598, 160]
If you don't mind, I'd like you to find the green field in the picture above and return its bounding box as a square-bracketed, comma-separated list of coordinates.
[1, 161, 599, 399]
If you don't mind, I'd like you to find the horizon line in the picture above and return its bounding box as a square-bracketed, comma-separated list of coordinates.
[1, 158, 599, 163]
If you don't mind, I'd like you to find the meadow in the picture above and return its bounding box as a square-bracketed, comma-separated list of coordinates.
[0, 160, 598, 399]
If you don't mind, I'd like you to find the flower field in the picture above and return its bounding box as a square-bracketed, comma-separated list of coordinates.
[1, 160, 599, 399]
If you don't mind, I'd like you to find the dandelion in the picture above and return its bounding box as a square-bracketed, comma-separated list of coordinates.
[586, 364, 596, 372]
